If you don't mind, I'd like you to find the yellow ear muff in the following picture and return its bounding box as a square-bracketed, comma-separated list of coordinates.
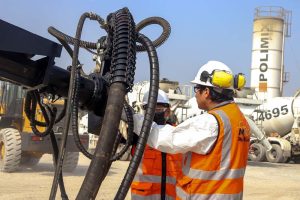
[234, 73, 246, 90]
[211, 70, 233, 88]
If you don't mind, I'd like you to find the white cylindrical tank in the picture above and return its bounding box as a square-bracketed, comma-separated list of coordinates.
[250, 7, 286, 100]
[251, 97, 300, 137]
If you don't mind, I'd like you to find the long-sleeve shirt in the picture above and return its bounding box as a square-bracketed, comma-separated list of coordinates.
[133, 113, 219, 155]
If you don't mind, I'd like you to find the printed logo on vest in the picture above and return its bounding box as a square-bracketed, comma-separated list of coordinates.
[238, 121, 250, 142]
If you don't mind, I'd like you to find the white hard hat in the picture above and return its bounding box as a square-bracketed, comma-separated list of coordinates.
[142, 89, 170, 106]
[191, 60, 234, 90]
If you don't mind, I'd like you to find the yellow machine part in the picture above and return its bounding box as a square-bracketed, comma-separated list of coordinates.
[22, 99, 64, 133]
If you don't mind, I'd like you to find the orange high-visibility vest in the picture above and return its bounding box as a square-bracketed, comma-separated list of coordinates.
[131, 144, 183, 200]
[176, 102, 250, 200]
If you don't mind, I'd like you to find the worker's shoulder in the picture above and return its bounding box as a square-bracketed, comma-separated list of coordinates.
[179, 113, 218, 127]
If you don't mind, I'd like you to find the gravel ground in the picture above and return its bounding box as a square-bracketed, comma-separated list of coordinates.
[0, 154, 299, 199]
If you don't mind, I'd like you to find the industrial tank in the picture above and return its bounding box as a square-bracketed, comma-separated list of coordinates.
[250, 7, 291, 100]
[251, 97, 300, 137]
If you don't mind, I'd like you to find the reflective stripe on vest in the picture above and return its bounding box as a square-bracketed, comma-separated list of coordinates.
[132, 193, 175, 200]
[182, 110, 245, 180]
[176, 186, 243, 200]
[133, 174, 177, 185]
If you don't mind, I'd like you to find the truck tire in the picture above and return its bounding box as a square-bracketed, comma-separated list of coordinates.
[62, 152, 79, 172]
[266, 144, 284, 163]
[249, 143, 266, 162]
[0, 128, 21, 172]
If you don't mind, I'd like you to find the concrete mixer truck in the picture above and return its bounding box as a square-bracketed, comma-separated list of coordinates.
[249, 94, 300, 163]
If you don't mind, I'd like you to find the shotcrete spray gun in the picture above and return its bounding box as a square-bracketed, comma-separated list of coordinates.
[0, 8, 171, 200]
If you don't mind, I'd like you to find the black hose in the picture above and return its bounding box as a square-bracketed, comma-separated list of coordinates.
[49, 130, 69, 200]
[110, 102, 134, 161]
[41, 103, 69, 200]
[41, 104, 69, 200]
[49, 12, 92, 200]
[76, 7, 136, 199]
[71, 68, 94, 159]
[26, 91, 69, 200]
[77, 83, 127, 200]
[161, 152, 167, 200]
[114, 33, 159, 200]
[47, 13, 105, 50]
[135, 17, 171, 52]
[24, 92, 67, 128]
[26, 91, 56, 137]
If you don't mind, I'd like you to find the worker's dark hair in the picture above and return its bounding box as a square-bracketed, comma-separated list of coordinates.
[196, 84, 234, 102]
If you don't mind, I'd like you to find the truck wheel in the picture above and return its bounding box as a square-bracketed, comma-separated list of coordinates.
[0, 128, 21, 172]
[266, 144, 284, 163]
[249, 143, 266, 162]
[282, 156, 290, 163]
[62, 152, 79, 172]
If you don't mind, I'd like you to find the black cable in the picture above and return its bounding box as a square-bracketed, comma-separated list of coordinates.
[25, 90, 69, 199]
[47, 13, 105, 50]
[115, 33, 159, 200]
[135, 17, 171, 52]
[110, 102, 134, 161]
[48, 26, 97, 49]
[39, 100, 69, 200]
[49, 12, 92, 200]
[49, 130, 69, 200]
[161, 152, 167, 200]
[26, 91, 55, 137]
[71, 68, 94, 159]
[76, 8, 136, 199]
[25, 92, 67, 128]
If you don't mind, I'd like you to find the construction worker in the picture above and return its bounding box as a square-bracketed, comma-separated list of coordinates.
[133, 61, 250, 200]
[131, 89, 183, 200]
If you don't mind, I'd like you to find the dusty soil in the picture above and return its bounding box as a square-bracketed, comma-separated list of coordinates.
[0, 154, 299, 200]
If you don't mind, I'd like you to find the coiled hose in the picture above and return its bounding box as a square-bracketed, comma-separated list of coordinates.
[24, 91, 69, 200]
[76, 8, 137, 199]
[48, 16, 170, 53]
[135, 17, 171, 52]
[47, 15, 170, 162]
[114, 33, 159, 200]
[46, 8, 167, 199]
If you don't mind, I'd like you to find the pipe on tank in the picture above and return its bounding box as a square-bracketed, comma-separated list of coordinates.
[245, 116, 272, 151]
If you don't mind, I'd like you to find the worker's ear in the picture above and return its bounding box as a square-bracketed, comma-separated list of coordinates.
[204, 87, 211, 97]
[164, 107, 171, 118]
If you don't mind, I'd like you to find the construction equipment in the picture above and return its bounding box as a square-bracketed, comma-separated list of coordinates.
[0, 81, 88, 172]
[249, 93, 300, 163]
[0, 7, 171, 199]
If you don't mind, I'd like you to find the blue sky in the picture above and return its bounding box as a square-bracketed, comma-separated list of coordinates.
[1, 0, 299, 96]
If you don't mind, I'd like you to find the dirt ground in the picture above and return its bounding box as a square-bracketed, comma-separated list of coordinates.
[0, 154, 299, 200]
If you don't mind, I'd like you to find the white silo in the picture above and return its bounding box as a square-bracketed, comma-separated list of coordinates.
[250, 7, 291, 100]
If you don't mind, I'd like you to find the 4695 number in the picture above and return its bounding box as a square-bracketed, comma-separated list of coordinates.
[253, 105, 288, 121]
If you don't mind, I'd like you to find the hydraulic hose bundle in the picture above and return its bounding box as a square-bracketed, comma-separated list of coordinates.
[22, 7, 171, 200]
